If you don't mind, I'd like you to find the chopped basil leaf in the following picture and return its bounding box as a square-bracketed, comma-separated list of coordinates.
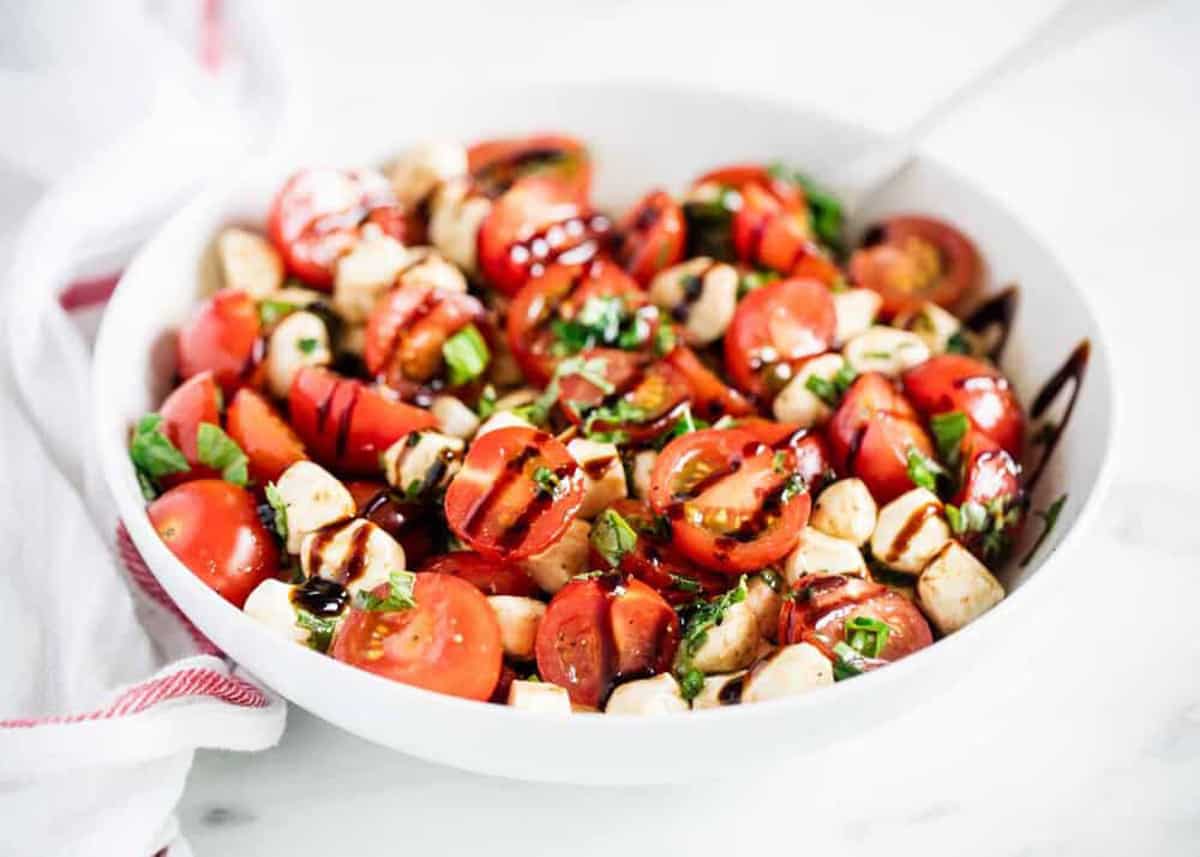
[196, 422, 249, 486]
[832, 641, 865, 681]
[295, 609, 338, 653]
[590, 508, 638, 568]
[477, 384, 498, 419]
[653, 404, 707, 449]
[675, 577, 749, 698]
[679, 668, 706, 701]
[945, 500, 988, 536]
[945, 331, 971, 355]
[532, 465, 568, 500]
[906, 447, 946, 493]
[582, 398, 647, 440]
[442, 324, 490, 387]
[844, 615, 891, 658]
[653, 322, 677, 357]
[297, 337, 319, 355]
[1020, 494, 1067, 567]
[549, 295, 653, 357]
[258, 299, 298, 327]
[805, 374, 840, 408]
[930, 410, 969, 467]
[670, 574, 702, 594]
[517, 355, 610, 426]
[355, 570, 418, 612]
[264, 482, 289, 541]
[737, 269, 776, 299]
[780, 473, 808, 504]
[129, 413, 190, 496]
[772, 450, 788, 474]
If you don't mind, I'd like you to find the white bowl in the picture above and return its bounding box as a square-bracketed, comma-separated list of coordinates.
[94, 82, 1116, 785]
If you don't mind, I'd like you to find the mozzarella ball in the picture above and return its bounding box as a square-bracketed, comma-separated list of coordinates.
[387, 141, 467, 208]
[396, 246, 468, 293]
[521, 519, 590, 594]
[832, 287, 883, 345]
[896, 301, 966, 355]
[783, 526, 867, 584]
[266, 310, 332, 399]
[475, 410, 535, 438]
[382, 431, 464, 497]
[430, 395, 480, 440]
[430, 178, 493, 274]
[741, 643, 833, 703]
[332, 226, 408, 323]
[566, 438, 627, 519]
[917, 542, 1005, 634]
[243, 579, 309, 645]
[690, 671, 749, 710]
[690, 600, 760, 673]
[772, 353, 847, 427]
[217, 228, 283, 299]
[810, 478, 877, 546]
[300, 518, 407, 596]
[744, 575, 783, 642]
[604, 674, 689, 715]
[631, 450, 657, 501]
[843, 326, 932, 377]
[648, 258, 738, 346]
[870, 487, 952, 574]
[508, 680, 572, 713]
[487, 596, 546, 661]
[274, 460, 356, 554]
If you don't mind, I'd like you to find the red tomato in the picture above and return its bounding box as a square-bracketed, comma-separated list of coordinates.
[444, 426, 584, 560]
[535, 579, 616, 707]
[662, 346, 755, 421]
[420, 551, 539, 597]
[557, 349, 693, 444]
[779, 574, 933, 663]
[724, 277, 836, 399]
[176, 288, 262, 394]
[648, 427, 812, 574]
[902, 354, 1025, 458]
[288, 367, 437, 475]
[225, 388, 306, 484]
[478, 177, 612, 296]
[952, 434, 1024, 562]
[266, 167, 400, 288]
[827, 373, 934, 504]
[738, 419, 835, 494]
[148, 480, 279, 607]
[615, 189, 686, 285]
[363, 284, 487, 392]
[849, 215, 980, 317]
[609, 578, 680, 678]
[158, 371, 222, 481]
[693, 164, 807, 212]
[346, 480, 439, 567]
[332, 572, 503, 701]
[506, 260, 653, 385]
[468, 133, 591, 200]
[731, 183, 840, 284]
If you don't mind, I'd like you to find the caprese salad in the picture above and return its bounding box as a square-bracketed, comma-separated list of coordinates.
[130, 134, 1064, 715]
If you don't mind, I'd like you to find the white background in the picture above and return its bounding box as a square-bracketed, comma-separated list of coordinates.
[7, 0, 1200, 853]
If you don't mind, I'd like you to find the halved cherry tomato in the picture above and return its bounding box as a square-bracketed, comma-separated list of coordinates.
[662, 346, 755, 420]
[468, 134, 591, 200]
[288, 367, 437, 475]
[506, 260, 653, 385]
[849, 215, 980, 318]
[226, 388, 306, 484]
[737, 419, 835, 495]
[266, 167, 401, 289]
[478, 177, 612, 296]
[615, 189, 686, 285]
[951, 433, 1024, 562]
[158, 371, 222, 481]
[609, 578, 680, 678]
[557, 349, 692, 444]
[535, 578, 616, 707]
[724, 277, 836, 399]
[648, 427, 812, 574]
[176, 288, 262, 393]
[731, 184, 841, 284]
[444, 426, 584, 560]
[363, 284, 487, 394]
[346, 480, 439, 567]
[902, 354, 1025, 458]
[420, 551, 539, 597]
[827, 373, 934, 504]
[148, 479, 279, 607]
[779, 574, 932, 663]
[332, 572, 503, 701]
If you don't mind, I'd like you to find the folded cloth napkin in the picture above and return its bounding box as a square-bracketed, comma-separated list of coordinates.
[0, 2, 303, 854]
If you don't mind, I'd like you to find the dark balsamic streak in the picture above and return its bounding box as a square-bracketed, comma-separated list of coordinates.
[1025, 339, 1090, 491]
[963, 286, 1019, 362]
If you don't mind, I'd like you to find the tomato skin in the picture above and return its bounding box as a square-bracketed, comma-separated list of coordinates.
[420, 551, 540, 597]
[738, 419, 835, 495]
[158, 371, 222, 481]
[535, 579, 616, 707]
[694, 164, 807, 212]
[779, 574, 932, 663]
[615, 189, 686, 285]
[662, 346, 755, 421]
[902, 355, 1025, 458]
[724, 277, 836, 399]
[609, 578, 680, 678]
[225, 388, 306, 484]
[346, 481, 439, 567]
[649, 427, 813, 574]
[731, 184, 840, 284]
[468, 134, 591, 200]
[849, 215, 980, 317]
[444, 426, 584, 561]
[557, 349, 694, 444]
[176, 289, 262, 394]
[148, 480, 279, 608]
[266, 167, 398, 288]
[288, 367, 437, 475]
[952, 434, 1025, 561]
[332, 572, 503, 702]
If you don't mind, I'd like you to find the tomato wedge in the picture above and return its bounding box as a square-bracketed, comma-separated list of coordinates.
[346, 480, 439, 567]
[737, 419, 835, 495]
[158, 371, 222, 482]
[724, 277, 836, 399]
[902, 354, 1025, 458]
[288, 367, 437, 475]
[226, 388, 306, 484]
[609, 578, 680, 678]
[951, 433, 1024, 562]
[849, 215, 981, 317]
[468, 133, 591, 200]
[779, 574, 933, 663]
[478, 176, 612, 296]
[266, 167, 401, 289]
[176, 288, 262, 394]
[827, 372, 934, 504]
[662, 346, 755, 421]
[535, 579, 616, 707]
[557, 349, 692, 444]
[648, 427, 812, 574]
[444, 426, 584, 560]
[420, 551, 540, 597]
[731, 183, 840, 284]
[615, 189, 686, 285]
[332, 572, 503, 701]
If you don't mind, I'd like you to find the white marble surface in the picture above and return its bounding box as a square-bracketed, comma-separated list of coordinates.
[94, 0, 1200, 852]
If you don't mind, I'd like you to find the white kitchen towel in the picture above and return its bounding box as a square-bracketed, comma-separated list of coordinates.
[0, 2, 304, 855]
